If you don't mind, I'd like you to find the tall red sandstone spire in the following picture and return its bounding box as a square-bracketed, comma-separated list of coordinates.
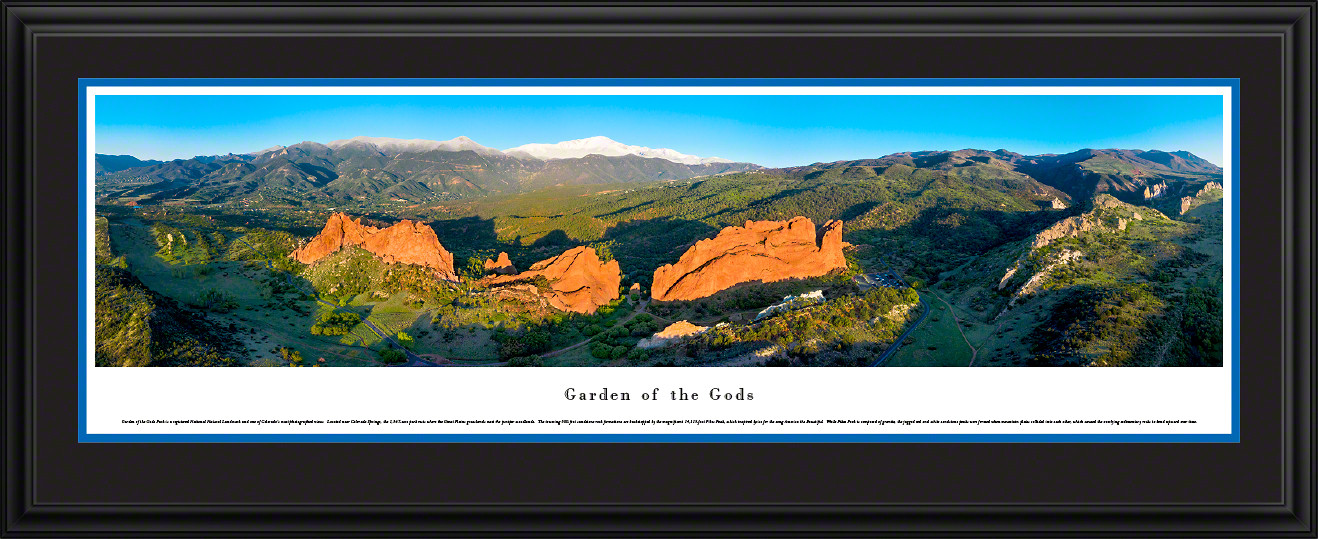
[290, 212, 459, 281]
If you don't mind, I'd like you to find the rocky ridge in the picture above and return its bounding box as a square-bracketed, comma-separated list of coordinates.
[995, 248, 1084, 319]
[1143, 181, 1169, 199]
[1179, 181, 1224, 215]
[650, 217, 848, 302]
[290, 213, 459, 281]
[487, 246, 621, 313]
[1026, 196, 1129, 251]
[995, 194, 1155, 317]
[637, 320, 710, 349]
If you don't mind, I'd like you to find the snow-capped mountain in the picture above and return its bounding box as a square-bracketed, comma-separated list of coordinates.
[246, 145, 286, 156]
[324, 136, 503, 156]
[504, 136, 732, 165]
[237, 135, 740, 166]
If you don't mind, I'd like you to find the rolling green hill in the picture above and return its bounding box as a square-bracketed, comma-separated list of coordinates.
[924, 194, 1223, 367]
[95, 264, 246, 367]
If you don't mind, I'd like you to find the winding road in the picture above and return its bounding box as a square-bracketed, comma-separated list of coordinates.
[864, 256, 930, 367]
[345, 304, 441, 367]
[869, 296, 930, 367]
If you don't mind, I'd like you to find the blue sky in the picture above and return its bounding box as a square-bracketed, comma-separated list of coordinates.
[94, 94, 1225, 167]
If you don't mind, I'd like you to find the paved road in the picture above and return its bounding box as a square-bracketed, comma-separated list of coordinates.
[870, 296, 930, 367]
[856, 256, 931, 367]
[361, 315, 440, 367]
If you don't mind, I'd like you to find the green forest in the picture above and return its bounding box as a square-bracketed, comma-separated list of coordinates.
[92, 146, 1226, 368]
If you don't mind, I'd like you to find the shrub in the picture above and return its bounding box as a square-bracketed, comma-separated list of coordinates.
[277, 346, 304, 365]
[312, 311, 361, 336]
[506, 355, 544, 367]
[194, 288, 238, 312]
[378, 348, 407, 364]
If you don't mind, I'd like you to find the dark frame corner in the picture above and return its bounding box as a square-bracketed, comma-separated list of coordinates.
[3, 2, 1313, 537]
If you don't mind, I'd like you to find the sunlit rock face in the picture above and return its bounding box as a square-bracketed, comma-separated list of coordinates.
[484, 252, 518, 275]
[291, 212, 458, 281]
[487, 246, 621, 314]
[651, 217, 847, 302]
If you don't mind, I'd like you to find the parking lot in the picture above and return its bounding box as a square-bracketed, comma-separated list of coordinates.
[853, 271, 908, 290]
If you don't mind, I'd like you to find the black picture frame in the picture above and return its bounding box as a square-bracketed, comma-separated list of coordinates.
[3, 2, 1312, 537]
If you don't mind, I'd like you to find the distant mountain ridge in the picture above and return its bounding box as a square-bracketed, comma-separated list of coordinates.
[113, 134, 735, 168]
[505, 136, 732, 165]
[95, 142, 1220, 213]
[94, 154, 163, 174]
[95, 135, 761, 205]
[774, 147, 1221, 207]
[326, 135, 504, 156]
[788, 148, 1220, 175]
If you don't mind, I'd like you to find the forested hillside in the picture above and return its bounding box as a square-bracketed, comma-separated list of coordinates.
[93, 145, 1225, 367]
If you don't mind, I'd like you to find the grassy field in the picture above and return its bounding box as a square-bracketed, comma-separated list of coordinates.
[103, 216, 516, 365]
[539, 343, 603, 367]
[884, 292, 973, 367]
[366, 299, 430, 335]
[927, 290, 999, 349]
[422, 327, 501, 360]
[357, 291, 504, 359]
[106, 218, 384, 366]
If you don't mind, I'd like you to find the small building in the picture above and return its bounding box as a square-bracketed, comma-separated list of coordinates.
[755, 290, 825, 321]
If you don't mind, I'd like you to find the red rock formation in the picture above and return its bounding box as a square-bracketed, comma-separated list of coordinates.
[488, 246, 621, 313]
[290, 212, 458, 281]
[650, 217, 847, 302]
[290, 213, 377, 263]
[637, 320, 709, 349]
[483, 252, 517, 275]
[360, 220, 457, 276]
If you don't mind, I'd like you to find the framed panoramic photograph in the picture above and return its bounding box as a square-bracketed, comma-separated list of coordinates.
[80, 79, 1239, 443]
[4, 2, 1313, 537]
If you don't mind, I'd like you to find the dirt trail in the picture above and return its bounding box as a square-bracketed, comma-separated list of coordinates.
[542, 299, 651, 359]
[929, 291, 1014, 367]
[930, 292, 979, 366]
